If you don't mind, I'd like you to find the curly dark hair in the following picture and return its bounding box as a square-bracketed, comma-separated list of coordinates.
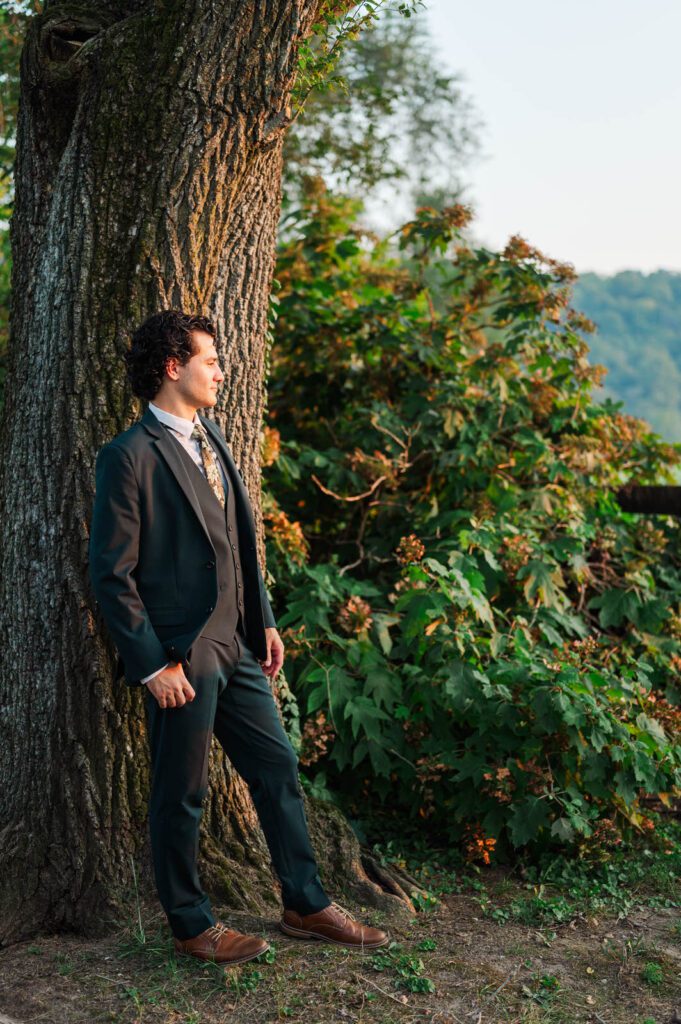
[124, 309, 216, 401]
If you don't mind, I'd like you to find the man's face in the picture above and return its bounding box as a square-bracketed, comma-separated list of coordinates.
[170, 329, 224, 408]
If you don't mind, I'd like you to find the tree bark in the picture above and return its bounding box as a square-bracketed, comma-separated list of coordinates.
[0, 0, 406, 945]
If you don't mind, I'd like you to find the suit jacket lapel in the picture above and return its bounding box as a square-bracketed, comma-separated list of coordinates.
[140, 406, 213, 548]
[139, 406, 258, 551]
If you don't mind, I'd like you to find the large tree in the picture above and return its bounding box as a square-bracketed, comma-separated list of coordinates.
[0, 0, 415, 944]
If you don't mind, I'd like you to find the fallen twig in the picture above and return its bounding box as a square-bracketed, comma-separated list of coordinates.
[487, 964, 521, 999]
[353, 971, 410, 1008]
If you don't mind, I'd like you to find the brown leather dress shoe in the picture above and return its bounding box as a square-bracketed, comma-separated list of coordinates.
[174, 921, 269, 965]
[280, 900, 389, 949]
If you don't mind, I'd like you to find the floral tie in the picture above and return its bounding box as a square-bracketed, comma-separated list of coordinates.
[190, 422, 226, 509]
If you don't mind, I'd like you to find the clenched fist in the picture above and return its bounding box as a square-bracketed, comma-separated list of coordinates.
[146, 662, 196, 708]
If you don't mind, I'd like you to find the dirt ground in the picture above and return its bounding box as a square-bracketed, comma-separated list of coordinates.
[1, 866, 679, 1024]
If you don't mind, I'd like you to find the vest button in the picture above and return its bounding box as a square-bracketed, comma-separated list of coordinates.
[228, 525, 233, 532]
[205, 605, 213, 612]
[237, 582, 242, 588]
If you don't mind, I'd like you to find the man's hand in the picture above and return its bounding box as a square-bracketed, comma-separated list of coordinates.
[146, 662, 196, 708]
[258, 627, 284, 678]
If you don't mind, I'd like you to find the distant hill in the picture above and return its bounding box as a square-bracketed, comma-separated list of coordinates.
[574, 270, 681, 442]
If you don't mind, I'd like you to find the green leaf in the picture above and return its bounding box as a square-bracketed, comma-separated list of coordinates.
[550, 817, 575, 842]
[442, 661, 480, 712]
[517, 559, 566, 609]
[446, 567, 494, 625]
[613, 768, 638, 804]
[372, 612, 399, 656]
[352, 737, 369, 768]
[368, 742, 392, 776]
[307, 684, 328, 714]
[587, 589, 639, 629]
[364, 669, 400, 710]
[508, 797, 550, 846]
[343, 697, 390, 742]
[635, 713, 668, 745]
[481, 547, 502, 571]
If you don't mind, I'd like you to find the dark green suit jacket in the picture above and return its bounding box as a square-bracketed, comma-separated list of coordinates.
[88, 406, 276, 685]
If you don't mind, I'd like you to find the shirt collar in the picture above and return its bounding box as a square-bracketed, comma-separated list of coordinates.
[148, 401, 199, 440]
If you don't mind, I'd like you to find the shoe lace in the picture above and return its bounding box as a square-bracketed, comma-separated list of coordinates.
[329, 900, 357, 924]
[206, 922, 233, 942]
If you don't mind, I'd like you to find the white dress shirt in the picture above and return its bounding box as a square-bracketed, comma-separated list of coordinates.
[140, 401, 228, 685]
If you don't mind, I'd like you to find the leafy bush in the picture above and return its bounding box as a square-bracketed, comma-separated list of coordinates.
[264, 177, 681, 858]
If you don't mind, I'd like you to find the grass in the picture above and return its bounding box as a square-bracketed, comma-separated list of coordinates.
[0, 818, 679, 1023]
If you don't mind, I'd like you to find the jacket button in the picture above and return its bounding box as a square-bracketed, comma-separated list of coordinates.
[205, 605, 213, 612]
[205, 561, 215, 568]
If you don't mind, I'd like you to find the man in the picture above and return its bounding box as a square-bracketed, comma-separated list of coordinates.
[88, 309, 388, 965]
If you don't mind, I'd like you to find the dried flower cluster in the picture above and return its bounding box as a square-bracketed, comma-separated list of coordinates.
[395, 533, 426, 565]
[481, 765, 514, 804]
[265, 507, 309, 564]
[502, 234, 577, 284]
[336, 594, 373, 635]
[387, 576, 428, 604]
[260, 425, 281, 467]
[299, 711, 335, 767]
[463, 823, 497, 865]
[527, 379, 559, 420]
[544, 636, 601, 673]
[499, 534, 533, 577]
[403, 720, 430, 745]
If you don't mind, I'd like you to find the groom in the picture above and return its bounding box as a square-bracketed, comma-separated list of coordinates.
[88, 309, 388, 964]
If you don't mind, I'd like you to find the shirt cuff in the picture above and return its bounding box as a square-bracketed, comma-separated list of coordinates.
[140, 662, 169, 684]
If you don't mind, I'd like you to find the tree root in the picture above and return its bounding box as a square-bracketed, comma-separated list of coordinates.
[360, 850, 429, 911]
[304, 796, 427, 925]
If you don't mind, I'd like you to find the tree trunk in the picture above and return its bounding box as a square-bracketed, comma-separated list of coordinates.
[0, 0, 408, 945]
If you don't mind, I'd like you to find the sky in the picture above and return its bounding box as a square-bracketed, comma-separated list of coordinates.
[417, 0, 681, 275]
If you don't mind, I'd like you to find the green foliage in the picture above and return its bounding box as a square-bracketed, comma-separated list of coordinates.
[365, 817, 681, 944]
[370, 942, 436, 993]
[3, 0, 678, 865]
[640, 961, 663, 987]
[292, 1, 424, 113]
[521, 972, 560, 1007]
[226, 967, 267, 994]
[264, 179, 681, 859]
[283, 3, 480, 208]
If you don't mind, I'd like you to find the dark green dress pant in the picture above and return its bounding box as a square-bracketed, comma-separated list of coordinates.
[144, 629, 331, 939]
